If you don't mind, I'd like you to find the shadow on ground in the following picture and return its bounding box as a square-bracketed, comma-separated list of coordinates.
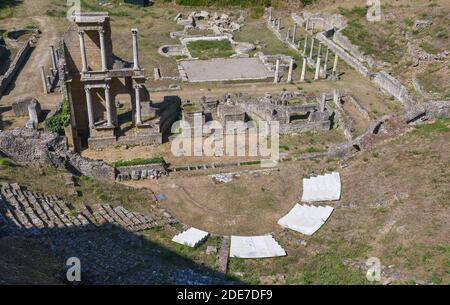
[0, 188, 240, 285]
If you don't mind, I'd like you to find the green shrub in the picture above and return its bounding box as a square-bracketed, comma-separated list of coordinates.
[0, 157, 14, 167]
[250, 6, 264, 19]
[44, 100, 70, 135]
[187, 39, 234, 59]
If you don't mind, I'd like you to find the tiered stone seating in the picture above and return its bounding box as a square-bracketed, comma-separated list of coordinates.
[229, 235, 287, 258]
[278, 204, 334, 236]
[0, 183, 175, 236]
[172, 227, 209, 248]
[301, 172, 341, 202]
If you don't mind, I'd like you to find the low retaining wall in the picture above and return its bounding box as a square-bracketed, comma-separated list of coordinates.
[115, 164, 168, 181]
[373, 71, 414, 107]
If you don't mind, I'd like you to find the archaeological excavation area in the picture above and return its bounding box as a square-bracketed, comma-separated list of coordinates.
[0, 0, 449, 286]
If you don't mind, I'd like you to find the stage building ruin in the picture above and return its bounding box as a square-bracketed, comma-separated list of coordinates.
[58, 12, 180, 151]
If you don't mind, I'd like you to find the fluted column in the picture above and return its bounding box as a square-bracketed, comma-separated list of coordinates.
[273, 59, 280, 84]
[292, 24, 296, 44]
[131, 29, 140, 70]
[314, 54, 321, 80]
[104, 84, 113, 127]
[134, 85, 142, 125]
[303, 34, 308, 55]
[40, 66, 48, 94]
[287, 58, 293, 83]
[300, 56, 307, 82]
[99, 29, 107, 71]
[323, 47, 330, 74]
[309, 36, 315, 59]
[332, 53, 339, 75]
[78, 31, 88, 73]
[85, 87, 94, 128]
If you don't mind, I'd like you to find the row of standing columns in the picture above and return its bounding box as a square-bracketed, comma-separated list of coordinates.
[267, 10, 340, 83]
[77, 28, 140, 73]
[84, 83, 143, 129]
[79, 27, 143, 129]
[273, 46, 339, 83]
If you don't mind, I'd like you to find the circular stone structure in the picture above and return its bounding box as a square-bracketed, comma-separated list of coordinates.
[158, 44, 190, 58]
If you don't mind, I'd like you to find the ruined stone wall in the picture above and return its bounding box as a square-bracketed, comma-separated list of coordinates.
[0, 129, 115, 181]
[316, 32, 371, 77]
[0, 38, 34, 98]
[115, 164, 167, 181]
[280, 120, 330, 134]
[373, 71, 414, 107]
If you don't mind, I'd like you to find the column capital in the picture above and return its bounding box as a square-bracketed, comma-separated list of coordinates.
[134, 84, 142, 89]
[78, 30, 85, 36]
[98, 29, 105, 35]
[131, 28, 138, 35]
[84, 86, 91, 93]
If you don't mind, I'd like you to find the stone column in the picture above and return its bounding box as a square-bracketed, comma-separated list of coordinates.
[323, 47, 330, 74]
[40, 66, 48, 94]
[131, 28, 140, 70]
[311, 22, 315, 34]
[303, 34, 308, 55]
[292, 24, 297, 44]
[84, 87, 94, 129]
[314, 54, 321, 80]
[320, 93, 326, 112]
[268, 7, 272, 23]
[134, 84, 142, 125]
[300, 56, 307, 82]
[333, 90, 341, 105]
[332, 53, 339, 75]
[297, 40, 301, 50]
[317, 42, 323, 59]
[273, 59, 280, 83]
[305, 19, 309, 31]
[78, 31, 88, 73]
[286, 27, 291, 41]
[99, 29, 107, 71]
[287, 58, 293, 83]
[104, 84, 113, 127]
[50, 45, 57, 73]
[277, 18, 281, 31]
[309, 36, 315, 59]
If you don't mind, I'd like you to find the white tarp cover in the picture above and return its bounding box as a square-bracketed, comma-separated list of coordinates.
[278, 204, 334, 235]
[172, 227, 209, 248]
[301, 172, 341, 202]
[230, 235, 286, 258]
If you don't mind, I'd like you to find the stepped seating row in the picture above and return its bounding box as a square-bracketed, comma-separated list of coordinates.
[278, 204, 334, 235]
[0, 183, 172, 236]
[301, 172, 341, 202]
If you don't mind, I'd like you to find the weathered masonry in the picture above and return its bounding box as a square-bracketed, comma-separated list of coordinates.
[58, 12, 180, 151]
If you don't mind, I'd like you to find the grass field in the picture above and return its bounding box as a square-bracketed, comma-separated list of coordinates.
[187, 40, 234, 59]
